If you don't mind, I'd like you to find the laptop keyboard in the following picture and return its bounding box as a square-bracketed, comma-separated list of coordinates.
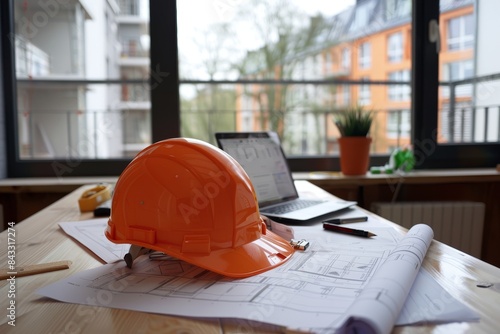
[262, 199, 325, 215]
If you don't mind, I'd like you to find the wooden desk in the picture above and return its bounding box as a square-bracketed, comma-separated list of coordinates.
[1, 183, 500, 333]
[0, 177, 118, 229]
[294, 168, 500, 267]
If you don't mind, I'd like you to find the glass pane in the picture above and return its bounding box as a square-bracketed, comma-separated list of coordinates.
[438, 0, 500, 144]
[14, 0, 151, 159]
[177, 0, 413, 156]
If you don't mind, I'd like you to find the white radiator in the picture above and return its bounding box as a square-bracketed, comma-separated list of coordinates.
[371, 201, 485, 258]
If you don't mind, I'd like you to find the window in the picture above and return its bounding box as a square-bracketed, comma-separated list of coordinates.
[414, 0, 499, 168]
[388, 70, 411, 101]
[441, 60, 474, 98]
[386, 0, 411, 20]
[341, 48, 351, 70]
[358, 77, 371, 105]
[11, 0, 152, 163]
[341, 84, 351, 106]
[387, 32, 403, 62]
[350, 0, 377, 32]
[358, 42, 371, 69]
[387, 109, 411, 138]
[5, 1, 495, 176]
[448, 60, 474, 81]
[325, 52, 333, 75]
[447, 14, 474, 51]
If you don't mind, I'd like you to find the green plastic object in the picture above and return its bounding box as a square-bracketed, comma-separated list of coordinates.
[370, 148, 415, 174]
[392, 148, 415, 172]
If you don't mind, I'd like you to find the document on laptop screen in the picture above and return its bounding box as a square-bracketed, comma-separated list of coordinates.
[218, 137, 297, 204]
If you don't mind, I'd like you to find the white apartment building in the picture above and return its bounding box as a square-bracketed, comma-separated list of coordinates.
[14, 0, 150, 159]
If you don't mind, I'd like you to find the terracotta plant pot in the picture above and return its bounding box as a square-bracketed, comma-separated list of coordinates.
[338, 136, 372, 176]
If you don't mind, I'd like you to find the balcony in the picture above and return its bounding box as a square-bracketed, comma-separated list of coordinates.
[116, 0, 148, 24]
[14, 77, 500, 160]
[119, 38, 149, 67]
[119, 82, 151, 110]
[15, 35, 50, 78]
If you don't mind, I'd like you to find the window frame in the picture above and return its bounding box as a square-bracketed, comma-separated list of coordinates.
[2, 1, 498, 177]
[388, 70, 411, 101]
[1, 0, 180, 177]
[387, 31, 403, 63]
[358, 77, 371, 106]
[412, 1, 499, 169]
[341, 47, 351, 70]
[387, 109, 411, 138]
[447, 13, 474, 51]
[358, 42, 371, 69]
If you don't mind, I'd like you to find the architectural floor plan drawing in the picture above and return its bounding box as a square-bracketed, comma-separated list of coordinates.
[59, 218, 130, 263]
[89, 248, 384, 312]
[38, 223, 478, 333]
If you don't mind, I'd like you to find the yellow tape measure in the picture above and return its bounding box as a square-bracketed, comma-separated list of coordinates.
[78, 184, 112, 212]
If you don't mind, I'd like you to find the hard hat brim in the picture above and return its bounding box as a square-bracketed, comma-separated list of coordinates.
[165, 230, 295, 278]
[112, 229, 295, 278]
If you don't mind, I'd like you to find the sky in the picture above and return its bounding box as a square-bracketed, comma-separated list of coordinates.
[176, 1, 355, 42]
[176, 1, 355, 80]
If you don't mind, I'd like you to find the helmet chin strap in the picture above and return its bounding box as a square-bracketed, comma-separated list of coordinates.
[124, 245, 153, 268]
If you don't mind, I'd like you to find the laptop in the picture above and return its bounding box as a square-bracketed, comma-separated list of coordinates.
[215, 131, 356, 222]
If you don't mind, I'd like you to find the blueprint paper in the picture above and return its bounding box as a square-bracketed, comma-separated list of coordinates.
[59, 218, 130, 263]
[38, 223, 477, 333]
[336, 224, 434, 334]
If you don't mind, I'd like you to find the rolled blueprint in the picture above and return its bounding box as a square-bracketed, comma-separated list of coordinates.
[336, 224, 434, 334]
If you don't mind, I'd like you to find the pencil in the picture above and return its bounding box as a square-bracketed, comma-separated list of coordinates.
[0, 260, 72, 280]
[323, 223, 376, 238]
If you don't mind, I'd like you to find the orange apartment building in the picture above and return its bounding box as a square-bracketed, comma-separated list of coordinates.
[235, 0, 474, 155]
[324, 1, 474, 153]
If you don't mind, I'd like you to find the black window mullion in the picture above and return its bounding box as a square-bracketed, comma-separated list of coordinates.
[411, 0, 440, 168]
[413, 0, 500, 169]
[1, 0, 19, 177]
[149, 0, 180, 142]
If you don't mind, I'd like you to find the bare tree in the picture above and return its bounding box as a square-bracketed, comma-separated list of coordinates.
[232, 0, 328, 139]
[180, 23, 236, 143]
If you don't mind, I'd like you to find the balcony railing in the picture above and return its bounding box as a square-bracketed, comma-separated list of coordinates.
[120, 39, 149, 58]
[15, 76, 500, 159]
[117, 0, 141, 16]
[440, 72, 500, 143]
[15, 35, 50, 77]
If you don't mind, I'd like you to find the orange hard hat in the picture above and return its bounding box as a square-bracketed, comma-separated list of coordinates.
[105, 138, 294, 278]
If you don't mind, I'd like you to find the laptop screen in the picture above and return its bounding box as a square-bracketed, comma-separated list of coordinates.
[216, 132, 299, 207]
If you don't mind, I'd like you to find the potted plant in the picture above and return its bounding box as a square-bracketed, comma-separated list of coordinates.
[334, 105, 373, 175]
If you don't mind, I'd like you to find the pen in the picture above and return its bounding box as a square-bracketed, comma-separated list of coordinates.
[323, 223, 376, 238]
[323, 216, 368, 225]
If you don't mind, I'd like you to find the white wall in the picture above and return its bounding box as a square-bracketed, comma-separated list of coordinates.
[474, 0, 500, 142]
[84, 0, 108, 158]
[84, 1, 124, 158]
